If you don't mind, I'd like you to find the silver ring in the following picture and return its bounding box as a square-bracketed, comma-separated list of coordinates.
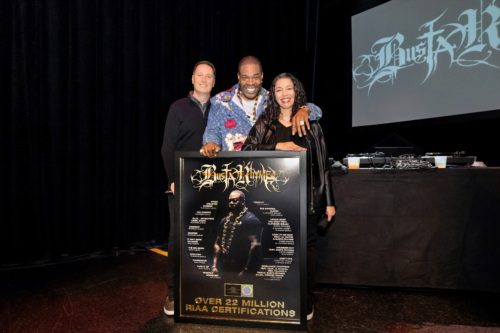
[299, 120, 305, 126]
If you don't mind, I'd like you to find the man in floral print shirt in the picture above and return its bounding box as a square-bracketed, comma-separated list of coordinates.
[201, 55, 322, 156]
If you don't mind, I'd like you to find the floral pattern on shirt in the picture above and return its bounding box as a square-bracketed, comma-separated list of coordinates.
[203, 84, 268, 151]
[202, 84, 322, 151]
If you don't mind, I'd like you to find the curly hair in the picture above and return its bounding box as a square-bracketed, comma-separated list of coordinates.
[263, 73, 307, 123]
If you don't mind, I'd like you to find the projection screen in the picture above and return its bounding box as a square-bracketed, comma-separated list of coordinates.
[351, 0, 500, 127]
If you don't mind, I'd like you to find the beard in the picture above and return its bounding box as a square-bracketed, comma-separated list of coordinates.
[228, 203, 244, 215]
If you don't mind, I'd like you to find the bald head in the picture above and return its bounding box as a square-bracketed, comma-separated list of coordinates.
[238, 56, 262, 73]
[237, 56, 263, 100]
[228, 190, 246, 210]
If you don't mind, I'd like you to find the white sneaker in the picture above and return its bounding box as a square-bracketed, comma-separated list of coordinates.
[163, 296, 174, 316]
[307, 307, 314, 321]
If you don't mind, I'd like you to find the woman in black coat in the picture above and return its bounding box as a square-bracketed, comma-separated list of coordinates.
[242, 72, 335, 321]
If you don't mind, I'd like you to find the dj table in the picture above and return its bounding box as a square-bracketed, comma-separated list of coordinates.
[316, 167, 500, 292]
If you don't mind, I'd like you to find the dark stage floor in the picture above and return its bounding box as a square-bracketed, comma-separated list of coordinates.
[1, 250, 499, 333]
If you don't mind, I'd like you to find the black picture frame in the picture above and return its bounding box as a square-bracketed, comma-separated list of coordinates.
[173, 151, 307, 330]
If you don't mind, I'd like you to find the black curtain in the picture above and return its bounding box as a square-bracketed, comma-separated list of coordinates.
[3, 0, 316, 264]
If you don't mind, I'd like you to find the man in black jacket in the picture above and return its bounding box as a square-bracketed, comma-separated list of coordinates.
[160, 60, 216, 316]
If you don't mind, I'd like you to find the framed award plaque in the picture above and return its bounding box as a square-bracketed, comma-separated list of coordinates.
[174, 151, 307, 330]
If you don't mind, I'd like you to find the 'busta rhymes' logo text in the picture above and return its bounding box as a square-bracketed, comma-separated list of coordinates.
[190, 162, 289, 192]
[353, 0, 499, 94]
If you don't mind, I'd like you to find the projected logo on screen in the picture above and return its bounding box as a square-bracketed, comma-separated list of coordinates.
[352, 0, 499, 95]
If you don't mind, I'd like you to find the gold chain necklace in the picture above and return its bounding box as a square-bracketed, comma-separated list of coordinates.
[220, 206, 248, 254]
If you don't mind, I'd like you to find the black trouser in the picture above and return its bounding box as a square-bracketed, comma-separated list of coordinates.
[166, 194, 175, 297]
[307, 214, 320, 311]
